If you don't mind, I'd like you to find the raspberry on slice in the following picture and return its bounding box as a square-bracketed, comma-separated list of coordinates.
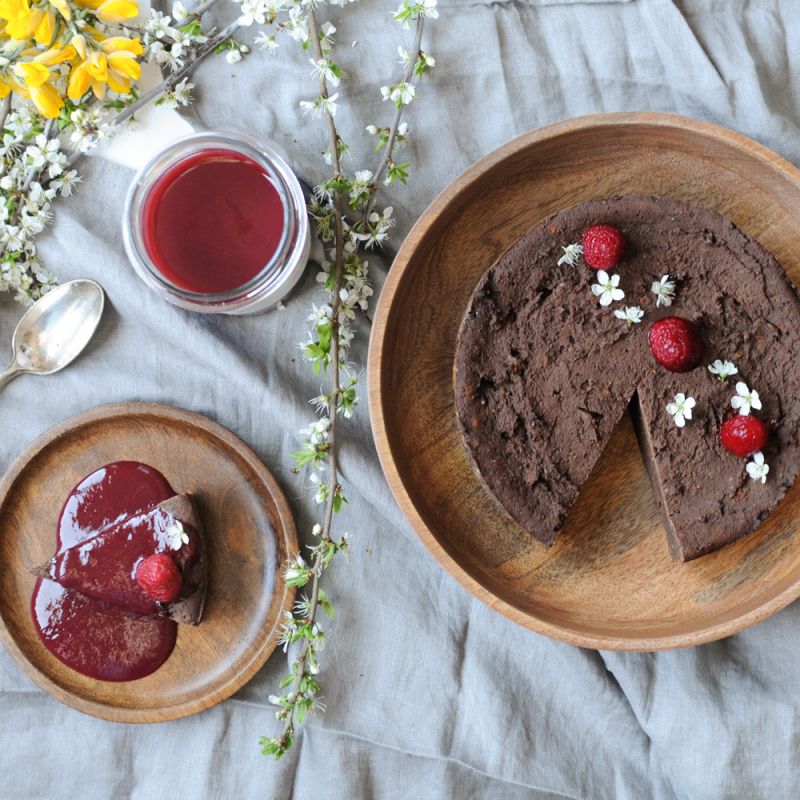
[582, 225, 626, 270]
[647, 316, 703, 373]
[720, 415, 770, 458]
[135, 553, 183, 603]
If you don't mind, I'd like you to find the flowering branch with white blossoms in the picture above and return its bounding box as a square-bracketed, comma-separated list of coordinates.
[1, 0, 240, 303]
[253, 0, 438, 760]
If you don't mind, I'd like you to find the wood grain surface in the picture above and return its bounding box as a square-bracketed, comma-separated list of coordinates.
[368, 112, 800, 650]
[0, 403, 297, 721]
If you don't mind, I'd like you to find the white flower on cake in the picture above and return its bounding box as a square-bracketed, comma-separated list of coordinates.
[651, 274, 676, 307]
[591, 270, 624, 306]
[613, 306, 644, 327]
[731, 381, 761, 416]
[165, 520, 190, 551]
[666, 393, 695, 428]
[557, 243, 583, 267]
[708, 359, 738, 381]
[746, 452, 769, 484]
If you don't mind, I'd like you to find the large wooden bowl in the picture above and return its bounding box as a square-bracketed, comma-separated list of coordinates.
[0, 403, 296, 721]
[368, 112, 800, 650]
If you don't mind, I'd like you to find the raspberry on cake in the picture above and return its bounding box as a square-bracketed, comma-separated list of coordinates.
[648, 316, 703, 373]
[582, 224, 626, 270]
[720, 415, 770, 458]
[455, 195, 800, 561]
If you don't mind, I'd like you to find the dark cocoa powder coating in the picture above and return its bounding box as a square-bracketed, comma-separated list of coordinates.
[454, 196, 800, 560]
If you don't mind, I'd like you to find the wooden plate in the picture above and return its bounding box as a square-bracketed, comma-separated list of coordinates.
[0, 403, 296, 721]
[368, 112, 800, 650]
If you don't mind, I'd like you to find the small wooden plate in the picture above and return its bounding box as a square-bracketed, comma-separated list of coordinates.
[369, 112, 800, 650]
[0, 403, 297, 721]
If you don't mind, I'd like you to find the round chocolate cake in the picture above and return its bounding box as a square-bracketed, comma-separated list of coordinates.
[454, 195, 800, 561]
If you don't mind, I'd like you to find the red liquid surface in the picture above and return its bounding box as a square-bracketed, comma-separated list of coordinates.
[142, 149, 285, 294]
[31, 462, 179, 681]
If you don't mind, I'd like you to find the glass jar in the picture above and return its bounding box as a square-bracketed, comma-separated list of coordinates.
[122, 131, 310, 315]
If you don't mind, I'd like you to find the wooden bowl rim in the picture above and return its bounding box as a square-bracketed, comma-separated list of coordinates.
[0, 402, 297, 721]
[367, 111, 800, 651]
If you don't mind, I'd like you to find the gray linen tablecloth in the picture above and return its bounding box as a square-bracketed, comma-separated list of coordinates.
[3, 0, 800, 797]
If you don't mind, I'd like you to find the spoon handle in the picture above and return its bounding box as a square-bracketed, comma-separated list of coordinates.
[0, 364, 21, 390]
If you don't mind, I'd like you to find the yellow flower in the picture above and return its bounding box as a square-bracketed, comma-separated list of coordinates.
[33, 9, 55, 45]
[5, 3, 44, 40]
[29, 81, 63, 117]
[74, 0, 137, 23]
[11, 61, 63, 118]
[68, 37, 141, 100]
[13, 60, 50, 87]
[48, 0, 70, 19]
[100, 35, 143, 56]
[70, 33, 87, 58]
[35, 44, 75, 65]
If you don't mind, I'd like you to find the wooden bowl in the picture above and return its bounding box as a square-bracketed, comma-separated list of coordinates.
[368, 112, 800, 650]
[0, 403, 296, 721]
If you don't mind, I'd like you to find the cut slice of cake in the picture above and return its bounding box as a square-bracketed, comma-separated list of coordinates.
[31, 494, 207, 624]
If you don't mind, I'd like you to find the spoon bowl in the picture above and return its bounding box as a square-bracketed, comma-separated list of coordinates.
[1, 280, 105, 389]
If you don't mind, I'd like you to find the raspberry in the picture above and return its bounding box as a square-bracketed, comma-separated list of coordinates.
[647, 316, 703, 373]
[582, 225, 626, 270]
[720, 415, 770, 458]
[135, 553, 183, 603]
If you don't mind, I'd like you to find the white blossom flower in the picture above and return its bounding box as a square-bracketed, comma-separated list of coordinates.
[731, 381, 762, 416]
[172, 0, 188, 20]
[746, 452, 769, 484]
[381, 81, 415, 106]
[708, 359, 738, 381]
[165, 520, 190, 550]
[255, 31, 279, 52]
[284, 555, 309, 582]
[557, 243, 583, 267]
[666, 393, 695, 428]
[590, 270, 624, 306]
[286, 6, 309, 42]
[146, 9, 174, 37]
[309, 58, 341, 87]
[308, 471, 327, 503]
[301, 417, 330, 445]
[172, 77, 193, 106]
[226, 48, 242, 64]
[238, 0, 267, 25]
[613, 306, 644, 326]
[651, 274, 676, 307]
[418, 52, 435, 70]
[418, 0, 438, 18]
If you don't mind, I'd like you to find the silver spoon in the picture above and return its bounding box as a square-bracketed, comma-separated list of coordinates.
[0, 280, 105, 391]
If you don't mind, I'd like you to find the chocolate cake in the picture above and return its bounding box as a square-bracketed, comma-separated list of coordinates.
[454, 195, 800, 560]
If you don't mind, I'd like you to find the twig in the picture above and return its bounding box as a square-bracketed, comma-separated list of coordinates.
[0, 95, 11, 131]
[20, 119, 55, 194]
[188, 0, 219, 18]
[274, 5, 347, 753]
[370, 15, 424, 192]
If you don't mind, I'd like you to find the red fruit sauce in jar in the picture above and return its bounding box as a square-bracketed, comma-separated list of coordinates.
[141, 149, 286, 294]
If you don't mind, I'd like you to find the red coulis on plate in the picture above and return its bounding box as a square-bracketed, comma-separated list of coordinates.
[31, 461, 179, 682]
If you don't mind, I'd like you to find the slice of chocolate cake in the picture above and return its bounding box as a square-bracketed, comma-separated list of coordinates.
[31, 494, 207, 624]
[454, 196, 800, 560]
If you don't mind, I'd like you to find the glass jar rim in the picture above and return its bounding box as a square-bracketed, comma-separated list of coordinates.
[123, 131, 309, 313]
